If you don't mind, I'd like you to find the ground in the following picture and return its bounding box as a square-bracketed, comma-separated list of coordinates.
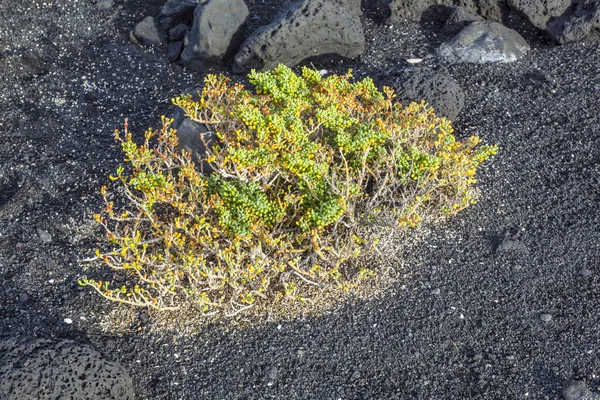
[1, 0, 599, 399]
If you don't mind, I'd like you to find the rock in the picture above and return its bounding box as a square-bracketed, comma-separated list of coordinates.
[0, 337, 135, 400]
[18, 292, 29, 303]
[562, 380, 600, 400]
[437, 21, 530, 63]
[96, 0, 114, 10]
[37, 228, 52, 243]
[233, 0, 364, 73]
[377, 66, 465, 120]
[540, 313, 552, 322]
[160, 0, 197, 30]
[508, 0, 572, 30]
[547, 1, 600, 44]
[172, 87, 217, 175]
[580, 268, 593, 277]
[134, 16, 163, 46]
[265, 365, 278, 381]
[442, 6, 485, 37]
[167, 41, 184, 62]
[169, 23, 189, 42]
[387, 0, 509, 25]
[496, 237, 528, 252]
[181, 0, 249, 70]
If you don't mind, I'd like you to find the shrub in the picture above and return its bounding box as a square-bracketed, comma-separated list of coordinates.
[79, 64, 497, 315]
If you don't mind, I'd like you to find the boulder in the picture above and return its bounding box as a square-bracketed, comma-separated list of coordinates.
[508, 0, 572, 30]
[233, 0, 364, 73]
[181, 0, 249, 70]
[547, 0, 600, 44]
[387, 0, 509, 24]
[377, 66, 465, 120]
[167, 40, 184, 62]
[0, 337, 135, 400]
[133, 16, 163, 46]
[437, 21, 530, 63]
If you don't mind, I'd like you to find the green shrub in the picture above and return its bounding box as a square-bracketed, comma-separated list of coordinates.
[79, 64, 497, 314]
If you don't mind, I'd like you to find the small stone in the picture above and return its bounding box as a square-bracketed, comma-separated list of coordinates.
[139, 313, 150, 323]
[351, 370, 361, 380]
[37, 228, 52, 243]
[265, 365, 278, 381]
[18, 293, 29, 303]
[580, 269, 593, 277]
[431, 288, 441, 295]
[134, 16, 162, 46]
[540, 313, 552, 322]
[562, 381, 588, 400]
[169, 24, 188, 42]
[96, 0, 113, 9]
[64, 318, 73, 324]
[473, 353, 483, 361]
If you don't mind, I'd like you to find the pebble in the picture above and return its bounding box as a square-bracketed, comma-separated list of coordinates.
[265, 365, 278, 381]
[431, 288, 441, 295]
[540, 313, 552, 322]
[139, 313, 149, 323]
[19, 293, 29, 303]
[580, 269, 593, 277]
[64, 318, 73, 324]
[37, 228, 52, 243]
[351, 370, 361, 380]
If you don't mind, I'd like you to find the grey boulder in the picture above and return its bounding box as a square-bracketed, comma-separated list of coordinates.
[233, 0, 364, 73]
[437, 21, 530, 63]
[181, 0, 249, 70]
[377, 66, 465, 121]
[0, 337, 135, 400]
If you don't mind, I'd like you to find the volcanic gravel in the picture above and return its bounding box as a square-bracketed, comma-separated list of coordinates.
[1, 0, 599, 399]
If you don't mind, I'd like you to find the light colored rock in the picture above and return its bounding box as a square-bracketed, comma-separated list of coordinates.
[181, 0, 249, 70]
[437, 21, 530, 63]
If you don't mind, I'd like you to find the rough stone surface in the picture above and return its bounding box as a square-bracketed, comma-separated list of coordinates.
[233, 0, 364, 73]
[442, 6, 485, 36]
[134, 16, 162, 46]
[387, 0, 509, 24]
[377, 66, 465, 120]
[160, 0, 197, 30]
[181, 0, 249, 70]
[172, 87, 217, 174]
[437, 21, 530, 63]
[167, 40, 184, 62]
[169, 23, 189, 42]
[508, 0, 572, 30]
[547, 0, 600, 44]
[0, 337, 135, 400]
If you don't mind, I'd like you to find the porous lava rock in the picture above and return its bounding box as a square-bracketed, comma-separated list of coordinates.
[180, 0, 249, 70]
[442, 6, 485, 37]
[0, 337, 135, 400]
[507, 0, 572, 30]
[232, 0, 364, 73]
[387, 0, 509, 24]
[547, 0, 600, 44]
[377, 66, 465, 120]
[437, 21, 530, 63]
